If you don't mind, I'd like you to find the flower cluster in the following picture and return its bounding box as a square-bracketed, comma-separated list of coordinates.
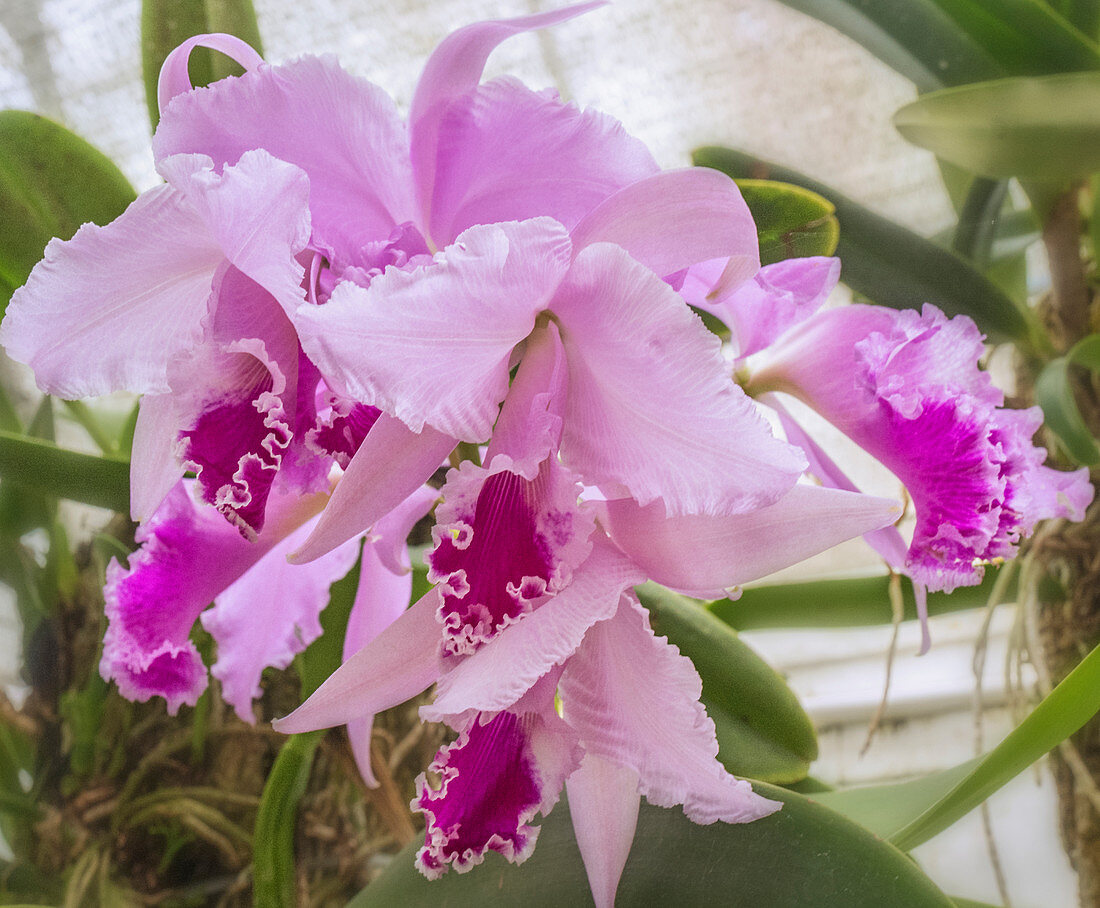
[0, 4, 1089, 906]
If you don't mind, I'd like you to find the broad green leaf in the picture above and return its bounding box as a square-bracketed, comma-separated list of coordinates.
[0, 429, 129, 512]
[712, 566, 1006, 631]
[820, 637, 1100, 851]
[0, 398, 57, 538]
[351, 784, 954, 908]
[1046, 0, 1100, 38]
[767, 0, 1003, 91]
[252, 730, 323, 907]
[142, 0, 264, 128]
[296, 543, 364, 700]
[734, 179, 839, 265]
[0, 111, 135, 312]
[693, 146, 1031, 344]
[895, 73, 1100, 182]
[638, 585, 817, 783]
[1035, 333, 1100, 465]
[951, 177, 1008, 267]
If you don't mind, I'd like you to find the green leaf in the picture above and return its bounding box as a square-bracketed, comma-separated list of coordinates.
[1035, 333, 1100, 465]
[820, 637, 1100, 851]
[0, 111, 135, 312]
[142, 0, 264, 129]
[952, 177, 1009, 267]
[252, 730, 323, 908]
[767, 0, 1004, 91]
[638, 585, 817, 783]
[713, 565, 1007, 631]
[693, 146, 1031, 345]
[351, 784, 954, 908]
[895, 73, 1100, 181]
[0, 429, 129, 512]
[734, 179, 839, 265]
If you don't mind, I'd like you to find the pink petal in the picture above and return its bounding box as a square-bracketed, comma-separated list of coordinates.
[696, 257, 840, 359]
[159, 151, 310, 319]
[130, 393, 184, 523]
[599, 484, 901, 598]
[289, 413, 455, 564]
[101, 480, 328, 714]
[0, 183, 219, 397]
[409, 1, 607, 226]
[414, 677, 581, 879]
[157, 33, 263, 112]
[426, 77, 658, 244]
[570, 168, 757, 287]
[566, 754, 641, 908]
[560, 596, 781, 825]
[294, 218, 573, 440]
[342, 483, 438, 785]
[271, 587, 442, 733]
[201, 515, 361, 722]
[155, 55, 416, 255]
[424, 538, 643, 722]
[552, 243, 805, 515]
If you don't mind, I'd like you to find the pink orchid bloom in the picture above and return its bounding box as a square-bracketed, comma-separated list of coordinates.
[102, 473, 435, 718]
[731, 274, 1093, 647]
[272, 316, 899, 905]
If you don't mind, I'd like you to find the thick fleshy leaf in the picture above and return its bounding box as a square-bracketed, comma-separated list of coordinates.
[561, 597, 780, 824]
[0, 111, 135, 313]
[553, 242, 804, 515]
[1036, 355, 1100, 466]
[710, 566, 1005, 631]
[290, 414, 454, 563]
[141, 0, 264, 127]
[895, 74, 1100, 181]
[733, 179, 839, 267]
[428, 77, 659, 245]
[570, 168, 757, 286]
[272, 588, 442, 733]
[154, 54, 416, 254]
[566, 755, 640, 908]
[351, 785, 955, 907]
[822, 637, 1100, 852]
[0, 429, 129, 512]
[295, 218, 572, 440]
[424, 539, 644, 722]
[638, 585, 818, 784]
[409, 0, 605, 225]
[692, 147, 1030, 344]
[600, 485, 899, 598]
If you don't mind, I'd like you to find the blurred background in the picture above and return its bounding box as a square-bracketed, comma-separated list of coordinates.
[0, 0, 1073, 904]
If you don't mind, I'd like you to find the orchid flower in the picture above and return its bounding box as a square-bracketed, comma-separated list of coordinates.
[272, 299, 900, 905]
[715, 258, 1093, 648]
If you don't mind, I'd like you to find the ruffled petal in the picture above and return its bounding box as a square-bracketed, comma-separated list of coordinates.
[559, 596, 781, 825]
[295, 218, 573, 440]
[599, 484, 901, 598]
[414, 678, 581, 878]
[0, 183, 219, 397]
[130, 393, 185, 523]
[427, 77, 658, 244]
[409, 1, 606, 227]
[158, 151, 310, 319]
[272, 588, 443, 733]
[552, 242, 804, 515]
[290, 413, 455, 563]
[155, 54, 415, 255]
[424, 538, 643, 722]
[570, 168, 757, 288]
[566, 754, 641, 908]
[101, 480, 328, 713]
[201, 516, 361, 722]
